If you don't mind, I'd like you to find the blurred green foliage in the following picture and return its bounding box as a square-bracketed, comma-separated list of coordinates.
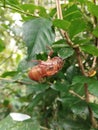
[0, 0, 98, 129]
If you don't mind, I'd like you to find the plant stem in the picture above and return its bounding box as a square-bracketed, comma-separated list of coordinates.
[84, 83, 98, 128]
[0, 5, 34, 17]
[56, 0, 98, 128]
[56, 0, 63, 19]
[74, 47, 87, 76]
[55, 0, 86, 76]
[0, 78, 32, 85]
[40, 126, 51, 130]
[69, 90, 85, 100]
[92, 0, 98, 69]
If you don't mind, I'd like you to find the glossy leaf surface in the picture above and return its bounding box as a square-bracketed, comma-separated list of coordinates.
[23, 18, 55, 59]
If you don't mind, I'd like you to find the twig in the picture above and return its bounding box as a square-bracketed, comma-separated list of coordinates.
[0, 78, 32, 85]
[92, 56, 97, 69]
[55, 0, 87, 76]
[93, 0, 96, 5]
[64, 32, 73, 47]
[14, 80, 32, 85]
[84, 3, 98, 125]
[69, 90, 85, 100]
[55, 1, 86, 75]
[40, 126, 52, 130]
[56, 0, 98, 128]
[0, 5, 34, 17]
[74, 47, 87, 76]
[84, 83, 98, 128]
[56, 0, 66, 38]
[56, 0, 63, 19]
[91, 0, 98, 69]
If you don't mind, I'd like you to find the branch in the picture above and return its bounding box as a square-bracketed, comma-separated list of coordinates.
[92, 56, 97, 69]
[91, 0, 98, 69]
[14, 80, 32, 85]
[84, 83, 98, 128]
[64, 32, 73, 47]
[56, 0, 63, 19]
[56, 0, 98, 128]
[0, 78, 32, 85]
[55, 0, 87, 76]
[0, 5, 34, 17]
[74, 47, 87, 76]
[40, 126, 51, 130]
[69, 90, 85, 100]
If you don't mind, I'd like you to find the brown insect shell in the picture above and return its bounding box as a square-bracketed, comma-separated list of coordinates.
[45, 56, 64, 76]
[28, 56, 64, 81]
[28, 64, 46, 81]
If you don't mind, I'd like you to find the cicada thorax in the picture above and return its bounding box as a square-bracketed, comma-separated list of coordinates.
[45, 57, 64, 76]
[28, 56, 64, 81]
[51, 57, 64, 70]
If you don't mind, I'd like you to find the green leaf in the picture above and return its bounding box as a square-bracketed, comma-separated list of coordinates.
[68, 19, 86, 38]
[6, 0, 19, 5]
[49, 8, 56, 18]
[66, 65, 79, 83]
[52, 39, 68, 48]
[89, 103, 98, 117]
[23, 18, 55, 60]
[27, 83, 49, 94]
[27, 93, 44, 109]
[93, 26, 98, 38]
[0, 114, 40, 130]
[0, 39, 5, 52]
[1, 71, 18, 78]
[71, 83, 85, 97]
[58, 113, 90, 130]
[58, 47, 74, 59]
[72, 76, 88, 85]
[20, 4, 47, 17]
[71, 76, 88, 96]
[73, 37, 91, 45]
[81, 45, 98, 56]
[71, 101, 87, 115]
[87, 2, 98, 18]
[77, 0, 87, 4]
[63, 5, 82, 21]
[50, 81, 69, 92]
[88, 79, 98, 97]
[17, 58, 34, 72]
[72, 76, 98, 97]
[62, 96, 82, 108]
[53, 19, 70, 31]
